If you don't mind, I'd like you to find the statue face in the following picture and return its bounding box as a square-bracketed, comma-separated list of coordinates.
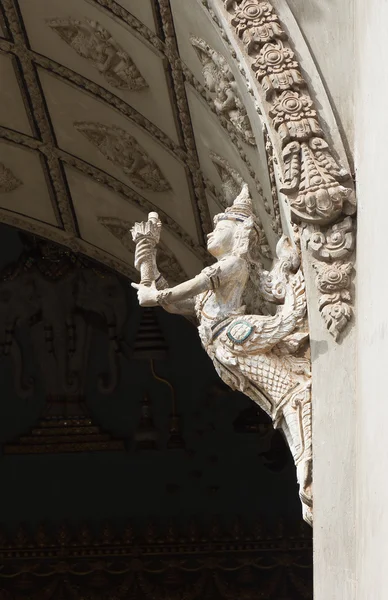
[207, 220, 236, 258]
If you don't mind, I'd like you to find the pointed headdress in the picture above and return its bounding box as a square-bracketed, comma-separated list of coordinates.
[214, 184, 264, 258]
[214, 184, 255, 224]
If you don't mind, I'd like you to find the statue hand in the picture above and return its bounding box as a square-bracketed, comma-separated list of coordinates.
[131, 281, 158, 307]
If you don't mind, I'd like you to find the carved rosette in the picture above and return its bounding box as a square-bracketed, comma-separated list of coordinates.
[231, 1, 286, 52]
[222, 0, 357, 338]
[253, 42, 304, 99]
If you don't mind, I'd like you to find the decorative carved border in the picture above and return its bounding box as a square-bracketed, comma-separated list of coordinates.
[155, 0, 213, 238]
[0, 0, 78, 235]
[0, 519, 312, 598]
[89, 0, 165, 52]
[263, 123, 282, 235]
[200, 0, 356, 339]
[0, 518, 312, 560]
[0, 127, 209, 263]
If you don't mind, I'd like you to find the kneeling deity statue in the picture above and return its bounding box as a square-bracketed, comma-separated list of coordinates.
[131, 184, 312, 525]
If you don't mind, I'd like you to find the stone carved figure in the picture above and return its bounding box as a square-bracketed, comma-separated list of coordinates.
[48, 17, 147, 91]
[191, 37, 256, 146]
[75, 122, 171, 192]
[131, 185, 312, 524]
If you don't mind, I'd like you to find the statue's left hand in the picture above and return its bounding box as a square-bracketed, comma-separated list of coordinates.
[131, 281, 158, 307]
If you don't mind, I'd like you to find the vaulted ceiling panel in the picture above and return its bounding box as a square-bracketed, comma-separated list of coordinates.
[169, 0, 275, 239]
[39, 70, 200, 243]
[18, 0, 179, 143]
[0, 0, 286, 277]
[0, 54, 33, 136]
[113, 0, 159, 33]
[0, 142, 59, 225]
[66, 166, 204, 278]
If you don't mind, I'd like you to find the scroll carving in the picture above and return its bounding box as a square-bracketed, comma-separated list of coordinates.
[48, 17, 147, 91]
[0, 162, 22, 193]
[131, 186, 313, 525]
[218, 0, 356, 338]
[190, 37, 256, 146]
[75, 122, 171, 192]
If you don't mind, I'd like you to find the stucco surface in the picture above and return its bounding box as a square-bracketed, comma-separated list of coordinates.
[356, 0, 388, 596]
[287, 0, 355, 161]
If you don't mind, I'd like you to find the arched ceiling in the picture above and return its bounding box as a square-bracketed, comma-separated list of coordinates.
[0, 0, 281, 282]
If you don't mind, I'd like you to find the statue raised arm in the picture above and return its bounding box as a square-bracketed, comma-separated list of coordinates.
[131, 185, 312, 525]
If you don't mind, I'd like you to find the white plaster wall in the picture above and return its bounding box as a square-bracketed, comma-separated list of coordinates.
[286, 0, 355, 160]
[300, 241, 356, 600]
[279, 3, 357, 596]
[356, 0, 388, 596]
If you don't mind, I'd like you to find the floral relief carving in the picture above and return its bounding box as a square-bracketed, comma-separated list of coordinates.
[220, 0, 357, 338]
[282, 138, 355, 224]
[269, 91, 321, 144]
[0, 162, 22, 193]
[231, 0, 286, 53]
[307, 217, 355, 339]
[253, 42, 304, 99]
[74, 122, 171, 192]
[190, 36, 256, 146]
[313, 261, 353, 340]
[308, 216, 355, 261]
[222, 0, 356, 224]
[48, 17, 148, 91]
